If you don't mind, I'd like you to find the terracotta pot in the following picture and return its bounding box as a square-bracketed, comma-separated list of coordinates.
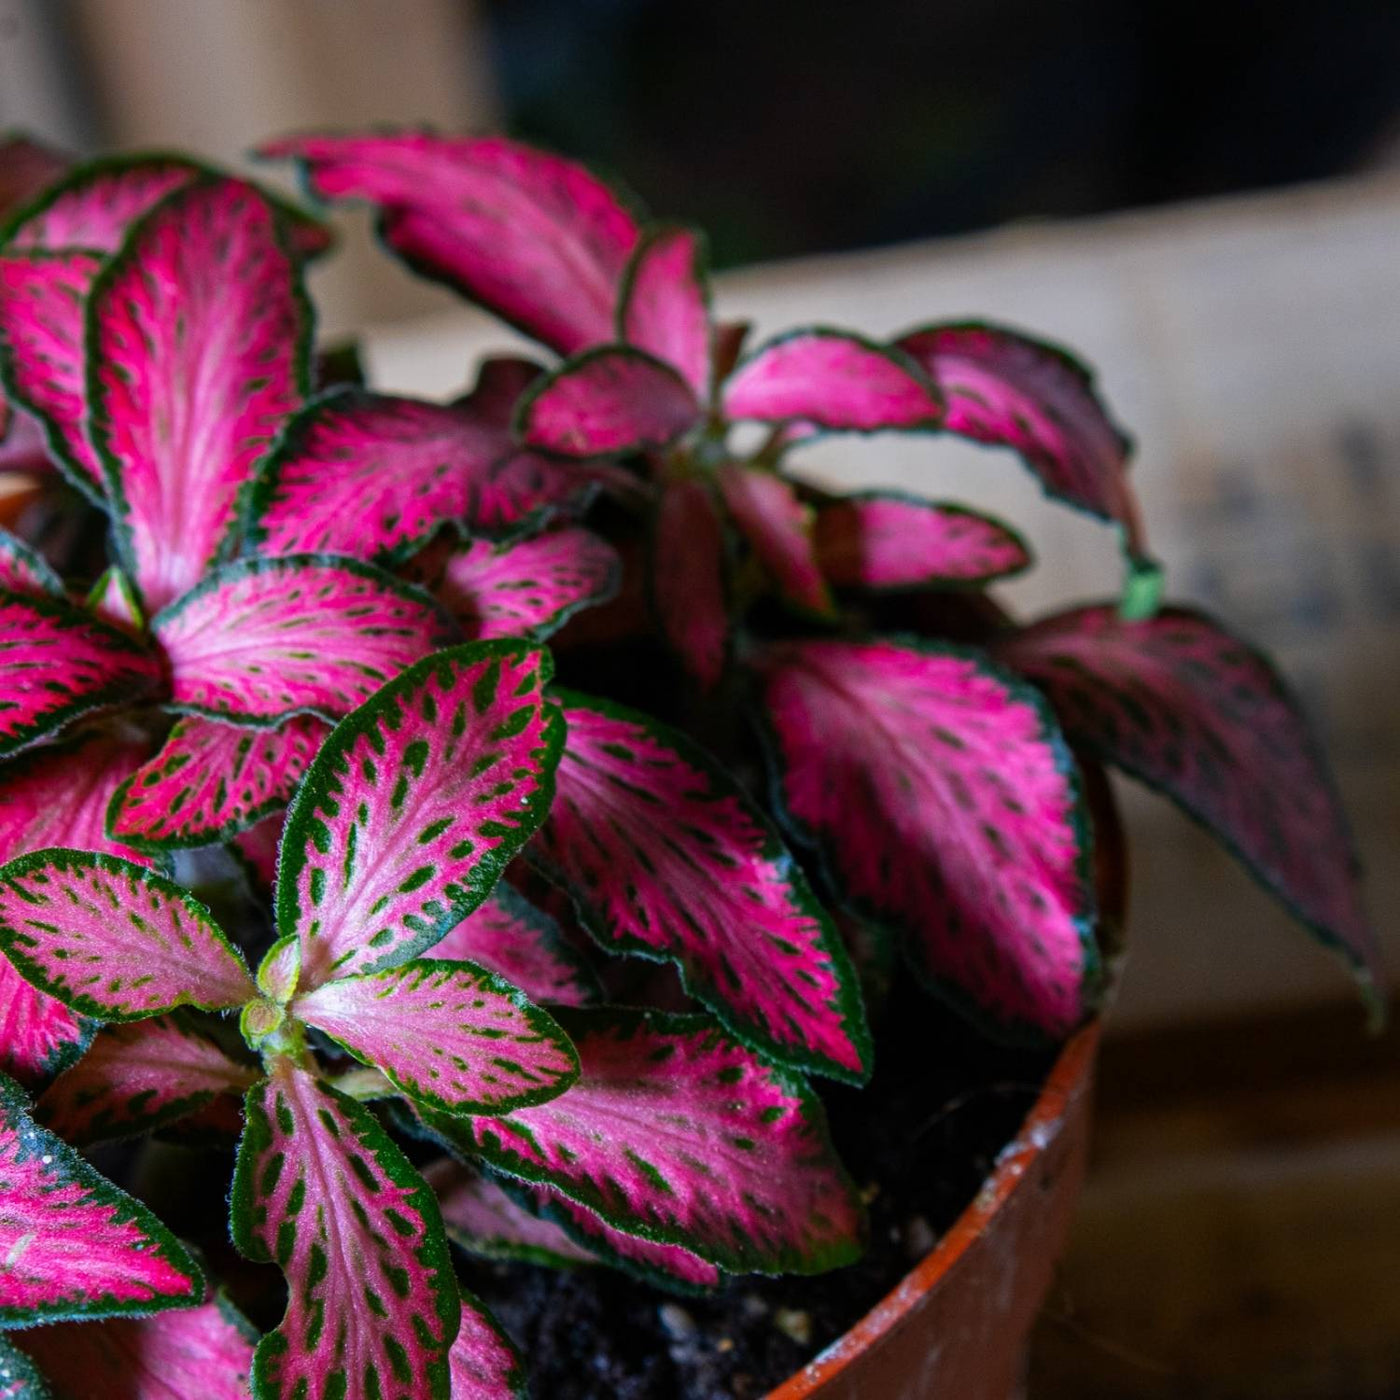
[766, 1021, 1100, 1400]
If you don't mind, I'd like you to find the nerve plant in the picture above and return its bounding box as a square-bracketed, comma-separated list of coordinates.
[0, 131, 1379, 1399]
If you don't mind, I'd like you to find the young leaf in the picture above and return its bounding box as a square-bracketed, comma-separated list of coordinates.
[86, 567, 143, 632]
[0, 850, 255, 1021]
[0, 961, 89, 1090]
[0, 590, 161, 759]
[515, 347, 700, 457]
[262, 131, 640, 354]
[894, 322, 1144, 554]
[421, 1007, 864, 1276]
[292, 958, 578, 1115]
[230, 1062, 460, 1400]
[0, 1072, 203, 1325]
[618, 225, 712, 399]
[434, 526, 620, 641]
[37, 1014, 258, 1145]
[279, 641, 563, 988]
[651, 478, 729, 689]
[0, 530, 60, 598]
[717, 464, 831, 613]
[87, 177, 310, 610]
[151, 555, 455, 726]
[997, 605, 1384, 998]
[814, 491, 1031, 590]
[530, 692, 870, 1083]
[447, 1291, 528, 1400]
[753, 637, 1097, 1039]
[107, 714, 328, 851]
[722, 329, 942, 432]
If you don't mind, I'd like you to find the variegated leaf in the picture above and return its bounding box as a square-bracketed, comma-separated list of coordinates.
[618, 225, 712, 399]
[448, 1291, 527, 1400]
[0, 961, 89, 1092]
[0, 530, 60, 598]
[85, 567, 144, 633]
[717, 464, 831, 613]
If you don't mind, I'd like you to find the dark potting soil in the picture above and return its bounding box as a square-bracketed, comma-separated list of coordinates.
[469, 979, 1056, 1399]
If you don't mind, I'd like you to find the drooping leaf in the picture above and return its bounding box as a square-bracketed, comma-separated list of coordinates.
[717, 464, 831, 613]
[263, 130, 640, 354]
[434, 526, 619, 641]
[107, 714, 329, 851]
[0, 850, 255, 1021]
[292, 958, 578, 1115]
[0, 530, 60, 598]
[997, 604, 1384, 998]
[87, 177, 310, 610]
[85, 567, 143, 633]
[152, 555, 454, 726]
[515, 347, 700, 457]
[894, 322, 1143, 554]
[230, 1062, 459, 1400]
[618, 225, 712, 398]
[722, 329, 942, 432]
[753, 638, 1097, 1038]
[814, 491, 1031, 589]
[422, 1008, 864, 1276]
[0, 1072, 203, 1325]
[447, 1290, 528, 1400]
[37, 1014, 257, 1145]
[0, 590, 161, 760]
[651, 478, 729, 689]
[279, 642, 563, 988]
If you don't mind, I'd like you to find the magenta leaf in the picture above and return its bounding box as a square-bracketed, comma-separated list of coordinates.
[421, 1008, 864, 1276]
[651, 478, 729, 689]
[0, 530, 60, 598]
[430, 885, 599, 1007]
[0, 960, 89, 1091]
[722, 329, 942, 432]
[0, 590, 161, 759]
[0, 850, 255, 1021]
[754, 637, 1097, 1038]
[447, 1291, 528, 1400]
[997, 604, 1384, 999]
[618, 225, 712, 398]
[152, 555, 454, 725]
[717, 465, 831, 613]
[230, 1062, 459, 1400]
[292, 959, 578, 1114]
[814, 491, 1031, 590]
[107, 714, 328, 851]
[278, 641, 563, 988]
[0, 1072, 203, 1325]
[263, 130, 640, 354]
[530, 692, 869, 1082]
[516, 347, 700, 457]
[87, 178, 310, 610]
[895, 322, 1144, 554]
[37, 1014, 257, 1145]
[435, 525, 620, 641]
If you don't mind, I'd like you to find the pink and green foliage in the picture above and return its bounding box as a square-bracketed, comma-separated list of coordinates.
[151, 556, 454, 724]
[754, 638, 1096, 1038]
[0, 961, 88, 1091]
[619, 225, 712, 398]
[997, 606, 1384, 997]
[651, 478, 729, 687]
[86, 567, 143, 633]
[717, 465, 831, 613]
[423, 1008, 864, 1275]
[529, 693, 870, 1081]
[230, 1063, 461, 1400]
[446, 1291, 529, 1400]
[0, 1073, 202, 1324]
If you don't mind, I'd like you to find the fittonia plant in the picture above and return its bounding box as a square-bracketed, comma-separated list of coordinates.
[0, 130, 1380, 1398]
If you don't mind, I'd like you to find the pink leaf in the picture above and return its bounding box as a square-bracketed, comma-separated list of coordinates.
[531, 694, 870, 1082]
[0, 529, 61, 597]
[263, 130, 640, 354]
[0, 850, 255, 1020]
[753, 638, 1096, 1038]
[717, 465, 831, 613]
[152, 555, 454, 725]
[722, 330, 942, 432]
[430, 885, 599, 1007]
[0, 590, 161, 759]
[517, 347, 700, 457]
[435, 526, 620, 640]
[279, 642, 563, 988]
[86, 567, 144, 632]
[37, 1014, 257, 1145]
[895, 322, 1144, 553]
[231, 1062, 459, 1400]
[447, 1291, 528, 1400]
[814, 491, 1031, 589]
[0, 403, 51, 477]
[88, 178, 310, 610]
[0, 959, 89, 1090]
[997, 605, 1384, 999]
[293, 959, 578, 1114]
[0, 1073, 203, 1324]
[422, 1008, 864, 1275]
[619, 225, 712, 398]
[107, 714, 328, 851]
[651, 478, 729, 689]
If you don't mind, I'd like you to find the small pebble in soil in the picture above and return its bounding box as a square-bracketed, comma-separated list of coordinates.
[904, 1214, 937, 1260]
[773, 1308, 813, 1347]
[659, 1304, 698, 1341]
